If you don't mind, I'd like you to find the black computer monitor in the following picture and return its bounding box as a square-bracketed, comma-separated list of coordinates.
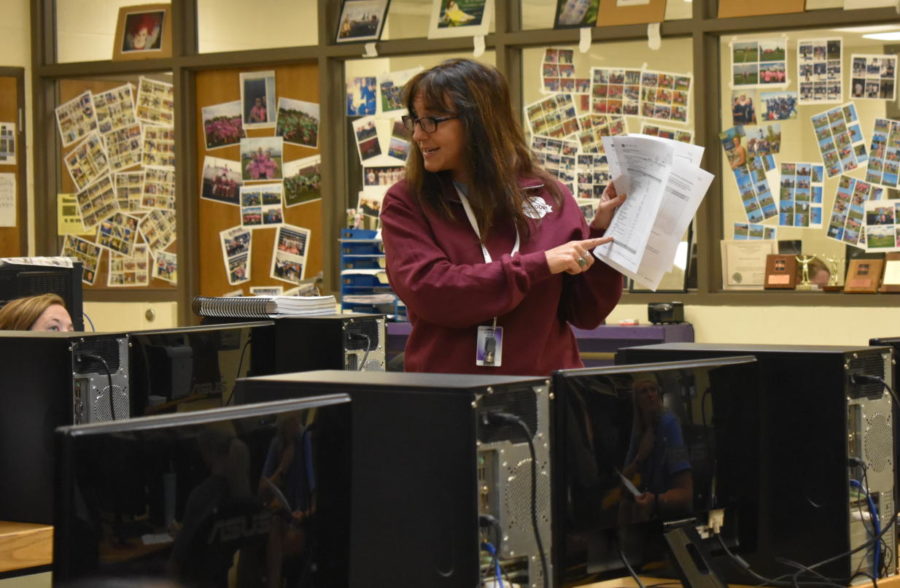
[551, 356, 761, 586]
[53, 395, 352, 587]
[128, 321, 277, 417]
[0, 259, 84, 330]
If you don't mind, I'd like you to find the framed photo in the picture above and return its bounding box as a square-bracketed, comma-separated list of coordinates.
[428, 0, 493, 39]
[112, 4, 172, 61]
[336, 0, 391, 43]
[844, 258, 884, 293]
[554, 0, 599, 28]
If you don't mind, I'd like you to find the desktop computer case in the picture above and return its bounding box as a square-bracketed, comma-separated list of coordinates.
[253, 313, 386, 372]
[617, 343, 896, 582]
[0, 332, 129, 523]
[234, 369, 552, 587]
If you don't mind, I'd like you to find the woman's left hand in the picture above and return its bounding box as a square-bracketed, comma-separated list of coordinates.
[590, 181, 627, 231]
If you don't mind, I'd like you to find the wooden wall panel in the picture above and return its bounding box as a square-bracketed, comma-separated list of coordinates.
[0, 75, 24, 257]
[196, 63, 322, 297]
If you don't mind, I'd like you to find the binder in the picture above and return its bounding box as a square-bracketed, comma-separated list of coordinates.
[192, 294, 337, 319]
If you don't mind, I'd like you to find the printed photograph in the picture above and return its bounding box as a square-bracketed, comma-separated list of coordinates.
[240, 136, 284, 181]
[428, 0, 493, 39]
[284, 156, 322, 207]
[336, 0, 390, 43]
[239, 70, 276, 129]
[276, 97, 319, 148]
[202, 101, 244, 150]
[200, 156, 242, 205]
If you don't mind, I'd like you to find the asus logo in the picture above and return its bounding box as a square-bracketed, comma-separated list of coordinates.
[206, 509, 272, 544]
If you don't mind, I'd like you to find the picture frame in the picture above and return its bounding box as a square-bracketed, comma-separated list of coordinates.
[336, 0, 391, 44]
[844, 258, 884, 293]
[112, 4, 172, 61]
[239, 71, 276, 130]
[553, 0, 600, 29]
[764, 254, 798, 289]
[428, 0, 493, 39]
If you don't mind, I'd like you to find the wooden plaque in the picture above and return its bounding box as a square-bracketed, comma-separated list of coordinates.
[844, 258, 884, 294]
[764, 254, 797, 289]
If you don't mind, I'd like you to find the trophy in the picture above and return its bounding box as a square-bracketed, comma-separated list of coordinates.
[822, 254, 844, 292]
[795, 254, 816, 291]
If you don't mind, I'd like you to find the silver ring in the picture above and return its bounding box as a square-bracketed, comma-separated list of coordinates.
[577, 256, 588, 268]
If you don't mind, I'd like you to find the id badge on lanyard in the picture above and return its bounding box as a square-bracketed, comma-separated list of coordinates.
[456, 185, 518, 369]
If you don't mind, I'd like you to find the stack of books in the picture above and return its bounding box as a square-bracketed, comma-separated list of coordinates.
[192, 294, 337, 319]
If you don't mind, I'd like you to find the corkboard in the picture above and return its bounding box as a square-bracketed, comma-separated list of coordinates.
[718, 0, 804, 18]
[0, 75, 24, 257]
[196, 63, 322, 297]
[58, 77, 176, 291]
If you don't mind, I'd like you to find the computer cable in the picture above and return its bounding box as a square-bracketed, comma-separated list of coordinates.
[75, 351, 116, 421]
[82, 311, 96, 332]
[482, 411, 548, 588]
[850, 478, 881, 578]
[617, 545, 646, 588]
[481, 540, 503, 588]
[356, 332, 371, 371]
[224, 335, 252, 406]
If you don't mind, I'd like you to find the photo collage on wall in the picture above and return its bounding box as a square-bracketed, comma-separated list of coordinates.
[866, 117, 900, 187]
[731, 38, 789, 88]
[733, 223, 777, 240]
[797, 38, 842, 105]
[825, 175, 883, 247]
[53, 77, 176, 287]
[721, 126, 777, 223]
[201, 69, 322, 290]
[344, 66, 421, 230]
[523, 48, 693, 221]
[850, 54, 897, 101]
[811, 103, 867, 178]
[778, 162, 824, 228]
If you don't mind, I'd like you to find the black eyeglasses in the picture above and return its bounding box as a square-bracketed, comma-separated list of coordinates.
[401, 114, 459, 134]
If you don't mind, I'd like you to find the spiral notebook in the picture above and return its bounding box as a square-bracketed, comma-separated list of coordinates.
[192, 294, 337, 319]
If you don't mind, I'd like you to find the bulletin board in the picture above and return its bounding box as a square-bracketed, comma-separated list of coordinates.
[56, 76, 177, 291]
[0, 70, 25, 257]
[195, 63, 323, 297]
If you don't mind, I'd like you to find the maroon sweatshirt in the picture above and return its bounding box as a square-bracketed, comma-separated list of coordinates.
[381, 176, 623, 376]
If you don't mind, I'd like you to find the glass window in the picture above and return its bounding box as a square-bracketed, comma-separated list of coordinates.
[344, 51, 497, 223]
[521, 0, 692, 31]
[719, 28, 899, 287]
[523, 39, 695, 290]
[198, 0, 316, 53]
[57, 0, 171, 64]
[383, 0, 496, 41]
[55, 74, 177, 290]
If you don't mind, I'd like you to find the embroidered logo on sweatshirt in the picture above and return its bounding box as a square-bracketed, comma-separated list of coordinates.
[524, 196, 553, 219]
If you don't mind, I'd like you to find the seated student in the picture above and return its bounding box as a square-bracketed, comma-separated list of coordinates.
[0, 293, 75, 331]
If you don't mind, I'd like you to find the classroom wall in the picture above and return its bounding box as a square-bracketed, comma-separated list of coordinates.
[18, 0, 900, 341]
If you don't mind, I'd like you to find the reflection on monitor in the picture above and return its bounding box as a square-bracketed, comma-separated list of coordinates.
[0, 259, 84, 331]
[129, 321, 276, 416]
[54, 395, 352, 587]
[552, 356, 761, 586]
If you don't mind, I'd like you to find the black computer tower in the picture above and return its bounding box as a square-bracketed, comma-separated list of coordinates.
[234, 369, 552, 588]
[0, 331, 128, 523]
[616, 343, 896, 582]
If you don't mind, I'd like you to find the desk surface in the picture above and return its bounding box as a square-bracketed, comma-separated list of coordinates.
[586, 575, 900, 588]
[0, 522, 52, 574]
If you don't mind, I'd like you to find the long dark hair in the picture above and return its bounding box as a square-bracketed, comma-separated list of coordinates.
[403, 58, 562, 241]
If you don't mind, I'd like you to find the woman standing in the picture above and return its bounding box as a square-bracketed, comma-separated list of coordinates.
[381, 59, 625, 376]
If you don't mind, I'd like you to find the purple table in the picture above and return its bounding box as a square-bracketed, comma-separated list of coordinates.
[386, 322, 694, 368]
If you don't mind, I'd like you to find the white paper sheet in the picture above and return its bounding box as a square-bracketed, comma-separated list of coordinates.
[0, 173, 15, 227]
[594, 135, 712, 290]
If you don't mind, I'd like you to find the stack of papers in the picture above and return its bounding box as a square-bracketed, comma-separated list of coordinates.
[192, 294, 337, 319]
[593, 134, 714, 291]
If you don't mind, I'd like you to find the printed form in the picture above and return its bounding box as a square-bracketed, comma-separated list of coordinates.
[594, 135, 713, 290]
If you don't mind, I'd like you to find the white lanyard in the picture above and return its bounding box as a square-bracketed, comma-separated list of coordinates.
[455, 185, 520, 263]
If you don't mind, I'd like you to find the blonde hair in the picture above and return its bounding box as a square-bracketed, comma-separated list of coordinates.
[0, 293, 67, 330]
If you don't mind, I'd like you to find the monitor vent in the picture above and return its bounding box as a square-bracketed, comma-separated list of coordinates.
[864, 412, 893, 474]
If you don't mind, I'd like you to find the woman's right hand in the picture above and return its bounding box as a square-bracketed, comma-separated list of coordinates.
[545, 236, 612, 275]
